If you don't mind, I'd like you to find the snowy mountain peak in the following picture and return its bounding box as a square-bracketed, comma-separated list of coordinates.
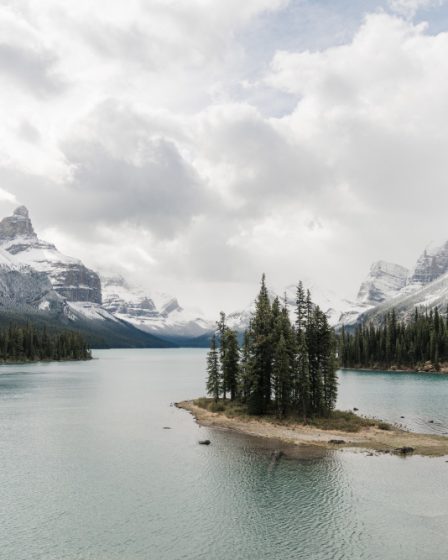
[0, 205, 37, 243]
[357, 260, 409, 305]
[101, 275, 212, 338]
[0, 207, 102, 304]
[14, 205, 30, 218]
[409, 242, 448, 286]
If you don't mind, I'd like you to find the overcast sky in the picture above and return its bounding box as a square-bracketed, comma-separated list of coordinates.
[1, 0, 448, 314]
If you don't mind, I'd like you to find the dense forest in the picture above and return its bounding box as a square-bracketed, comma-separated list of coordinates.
[340, 307, 448, 369]
[0, 324, 91, 362]
[206, 275, 337, 418]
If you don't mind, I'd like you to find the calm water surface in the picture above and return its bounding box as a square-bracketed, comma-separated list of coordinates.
[1, 349, 448, 560]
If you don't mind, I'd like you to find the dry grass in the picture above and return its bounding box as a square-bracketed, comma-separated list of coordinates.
[193, 398, 383, 433]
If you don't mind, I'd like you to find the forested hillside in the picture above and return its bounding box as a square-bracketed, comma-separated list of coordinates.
[340, 308, 448, 370]
[0, 324, 91, 362]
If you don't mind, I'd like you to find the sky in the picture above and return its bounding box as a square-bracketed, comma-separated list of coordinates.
[1, 0, 448, 315]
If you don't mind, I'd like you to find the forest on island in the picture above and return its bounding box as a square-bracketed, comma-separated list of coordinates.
[340, 307, 448, 370]
[0, 324, 92, 362]
[206, 275, 337, 418]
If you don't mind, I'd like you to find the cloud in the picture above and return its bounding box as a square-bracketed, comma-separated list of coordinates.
[389, 0, 445, 18]
[0, 6, 65, 96]
[0, 43, 64, 96]
[3, 3, 448, 312]
[266, 13, 448, 213]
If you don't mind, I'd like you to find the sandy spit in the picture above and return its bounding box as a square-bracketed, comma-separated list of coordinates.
[176, 400, 448, 457]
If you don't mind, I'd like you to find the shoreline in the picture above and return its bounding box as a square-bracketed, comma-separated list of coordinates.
[340, 366, 448, 374]
[177, 400, 448, 457]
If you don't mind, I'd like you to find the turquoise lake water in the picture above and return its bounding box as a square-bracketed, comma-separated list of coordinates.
[1, 349, 448, 560]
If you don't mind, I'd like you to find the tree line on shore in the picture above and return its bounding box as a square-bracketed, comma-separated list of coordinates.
[206, 275, 338, 418]
[0, 324, 92, 362]
[339, 307, 448, 369]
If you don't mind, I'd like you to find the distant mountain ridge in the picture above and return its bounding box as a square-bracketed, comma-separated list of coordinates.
[339, 241, 448, 328]
[101, 275, 213, 340]
[4, 205, 448, 345]
[0, 206, 172, 348]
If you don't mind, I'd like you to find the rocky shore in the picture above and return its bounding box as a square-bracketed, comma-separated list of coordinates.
[176, 400, 448, 457]
[343, 361, 448, 374]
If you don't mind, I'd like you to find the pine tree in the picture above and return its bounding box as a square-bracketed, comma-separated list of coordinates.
[206, 334, 220, 402]
[222, 329, 239, 401]
[204, 275, 339, 419]
[239, 330, 252, 403]
[217, 312, 227, 398]
[273, 333, 291, 418]
[247, 273, 273, 415]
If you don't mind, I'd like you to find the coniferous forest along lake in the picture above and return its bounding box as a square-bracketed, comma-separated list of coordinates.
[1, 349, 448, 560]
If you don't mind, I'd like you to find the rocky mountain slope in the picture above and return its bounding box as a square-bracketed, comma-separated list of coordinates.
[356, 261, 409, 305]
[0, 206, 102, 304]
[0, 246, 56, 310]
[101, 275, 213, 340]
[409, 242, 448, 286]
[0, 206, 172, 348]
[340, 242, 448, 328]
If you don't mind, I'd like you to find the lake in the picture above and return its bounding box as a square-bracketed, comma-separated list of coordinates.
[1, 349, 448, 560]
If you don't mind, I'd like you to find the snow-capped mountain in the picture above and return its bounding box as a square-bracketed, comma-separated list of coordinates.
[357, 269, 448, 325]
[337, 260, 411, 327]
[0, 206, 101, 304]
[101, 275, 213, 338]
[0, 246, 55, 309]
[408, 242, 448, 286]
[0, 206, 172, 347]
[340, 243, 448, 328]
[357, 261, 409, 305]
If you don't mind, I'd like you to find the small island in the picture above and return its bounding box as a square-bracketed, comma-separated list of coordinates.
[181, 276, 448, 457]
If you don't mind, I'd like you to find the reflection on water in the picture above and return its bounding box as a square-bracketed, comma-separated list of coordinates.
[0, 350, 448, 560]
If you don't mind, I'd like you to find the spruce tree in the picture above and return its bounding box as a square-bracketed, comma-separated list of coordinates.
[206, 334, 220, 402]
[222, 329, 240, 401]
[217, 312, 227, 398]
[247, 273, 273, 415]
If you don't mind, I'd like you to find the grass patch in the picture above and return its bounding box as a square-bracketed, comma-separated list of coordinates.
[191, 399, 392, 433]
[208, 401, 225, 413]
[304, 410, 376, 433]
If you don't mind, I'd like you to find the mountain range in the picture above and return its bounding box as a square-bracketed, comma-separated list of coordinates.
[3, 205, 448, 347]
[0, 207, 173, 348]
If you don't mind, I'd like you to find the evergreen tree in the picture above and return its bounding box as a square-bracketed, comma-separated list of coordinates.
[340, 305, 448, 369]
[216, 312, 227, 398]
[206, 334, 220, 402]
[239, 330, 252, 403]
[204, 274, 338, 419]
[222, 328, 240, 401]
[247, 273, 273, 414]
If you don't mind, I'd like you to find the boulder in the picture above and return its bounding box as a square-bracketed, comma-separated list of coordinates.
[395, 446, 414, 455]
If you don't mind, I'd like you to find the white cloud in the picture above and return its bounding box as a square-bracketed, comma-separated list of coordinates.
[389, 0, 445, 17]
[2, 3, 448, 313]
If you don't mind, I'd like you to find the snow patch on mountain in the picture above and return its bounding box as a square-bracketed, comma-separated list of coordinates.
[357, 261, 409, 305]
[0, 207, 102, 304]
[409, 241, 448, 287]
[67, 301, 122, 323]
[101, 275, 213, 337]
